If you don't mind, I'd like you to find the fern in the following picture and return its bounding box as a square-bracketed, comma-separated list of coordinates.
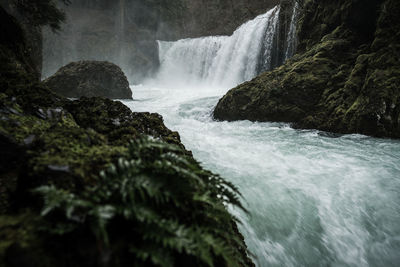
[34, 136, 252, 266]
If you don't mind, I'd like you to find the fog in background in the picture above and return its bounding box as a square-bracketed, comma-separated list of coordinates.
[43, 0, 279, 84]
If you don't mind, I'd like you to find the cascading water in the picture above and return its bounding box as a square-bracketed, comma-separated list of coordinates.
[156, 6, 280, 89]
[125, 4, 400, 267]
[257, 6, 281, 74]
[284, 2, 299, 61]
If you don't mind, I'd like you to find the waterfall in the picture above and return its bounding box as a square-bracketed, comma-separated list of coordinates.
[258, 6, 281, 74]
[284, 2, 299, 61]
[156, 6, 280, 89]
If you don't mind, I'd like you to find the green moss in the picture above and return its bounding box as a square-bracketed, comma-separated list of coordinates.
[29, 125, 127, 180]
[64, 97, 184, 148]
[215, 0, 400, 138]
[32, 137, 252, 267]
[0, 7, 254, 266]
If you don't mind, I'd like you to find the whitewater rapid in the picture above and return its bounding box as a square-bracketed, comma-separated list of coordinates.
[156, 6, 280, 89]
[123, 85, 400, 267]
[124, 5, 400, 266]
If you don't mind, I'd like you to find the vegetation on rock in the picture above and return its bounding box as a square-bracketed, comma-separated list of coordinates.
[214, 0, 400, 138]
[0, 6, 253, 267]
[32, 137, 251, 267]
[44, 61, 133, 99]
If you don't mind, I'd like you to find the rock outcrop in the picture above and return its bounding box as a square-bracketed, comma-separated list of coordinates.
[43, 0, 280, 83]
[44, 61, 132, 99]
[1, 7, 253, 266]
[214, 0, 400, 138]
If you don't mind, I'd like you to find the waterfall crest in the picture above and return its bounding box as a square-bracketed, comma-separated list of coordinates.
[156, 6, 281, 89]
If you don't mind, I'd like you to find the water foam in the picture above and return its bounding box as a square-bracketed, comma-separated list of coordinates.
[126, 4, 400, 267]
[155, 7, 280, 89]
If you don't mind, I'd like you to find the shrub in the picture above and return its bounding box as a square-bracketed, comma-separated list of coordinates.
[35, 136, 251, 267]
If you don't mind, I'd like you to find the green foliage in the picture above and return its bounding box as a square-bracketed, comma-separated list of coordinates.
[34, 136, 251, 267]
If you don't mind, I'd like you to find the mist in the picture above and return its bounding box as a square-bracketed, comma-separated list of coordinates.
[42, 0, 279, 84]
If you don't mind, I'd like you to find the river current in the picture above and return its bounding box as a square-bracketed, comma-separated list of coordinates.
[123, 84, 400, 267]
[123, 5, 400, 266]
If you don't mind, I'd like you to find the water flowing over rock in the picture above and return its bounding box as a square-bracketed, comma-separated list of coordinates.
[284, 2, 300, 61]
[44, 61, 132, 99]
[157, 7, 279, 88]
[42, 0, 279, 83]
[214, 0, 400, 139]
[156, 3, 297, 89]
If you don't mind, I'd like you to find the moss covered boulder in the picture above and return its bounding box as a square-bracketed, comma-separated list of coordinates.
[44, 61, 132, 99]
[214, 0, 400, 138]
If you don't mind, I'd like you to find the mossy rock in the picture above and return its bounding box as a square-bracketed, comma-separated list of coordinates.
[214, 0, 400, 138]
[1, 7, 253, 267]
[43, 61, 133, 99]
[64, 97, 184, 148]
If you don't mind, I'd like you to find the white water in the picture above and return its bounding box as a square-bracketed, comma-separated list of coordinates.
[124, 6, 400, 267]
[284, 2, 299, 61]
[155, 6, 280, 89]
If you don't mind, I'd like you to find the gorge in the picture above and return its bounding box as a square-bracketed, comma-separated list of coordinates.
[126, 1, 400, 265]
[1, 0, 400, 266]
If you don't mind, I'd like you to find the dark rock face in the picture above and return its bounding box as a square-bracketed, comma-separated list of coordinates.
[1, 8, 254, 267]
[214, 0, 400, 138]
[42, 0, 279, 83]
[181, 0, 279, 38]
[0, 1, 43, 80]
[44, 61, 132, 99]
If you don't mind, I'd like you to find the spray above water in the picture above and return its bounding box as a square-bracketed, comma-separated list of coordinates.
[155, 6, 281, 89]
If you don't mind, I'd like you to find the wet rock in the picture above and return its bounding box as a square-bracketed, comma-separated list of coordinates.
[47, 165, 70, 173]
[44, 61, 132, 100]
[23, 135, 35, 146]
[35, 109, 47, 120]
[214, 0, 400, 138]
[64, 97, 184, 148]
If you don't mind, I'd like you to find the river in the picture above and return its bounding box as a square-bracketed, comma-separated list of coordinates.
[123, 5, 400, 266]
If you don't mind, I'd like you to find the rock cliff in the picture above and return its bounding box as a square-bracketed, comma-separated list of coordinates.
[214, 0, 400, 138]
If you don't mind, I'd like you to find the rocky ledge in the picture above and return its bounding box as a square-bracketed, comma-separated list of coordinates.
[214, 0, 400, 138]
[44, 61, 133, 99]
[0, 7, 253, 267]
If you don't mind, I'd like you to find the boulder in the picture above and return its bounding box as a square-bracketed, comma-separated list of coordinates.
[44, 61, 132, 99]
